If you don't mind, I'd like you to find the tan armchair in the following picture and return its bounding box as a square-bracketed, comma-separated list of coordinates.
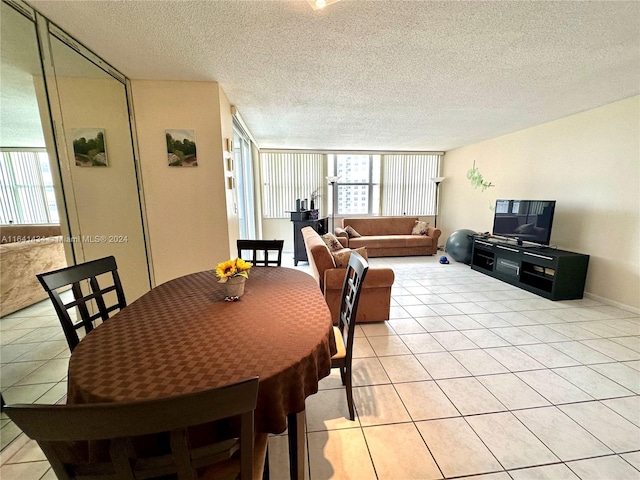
[301, 227, 394, 323]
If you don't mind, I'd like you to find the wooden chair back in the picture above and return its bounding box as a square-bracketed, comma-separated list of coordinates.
[36, 256, 127, 352]
[5, 377, 260, 480]
[336, 252, 369, 363]
[237, 239, 284, 267]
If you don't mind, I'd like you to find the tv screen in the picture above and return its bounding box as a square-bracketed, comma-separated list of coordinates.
[492, 200, 556, 246]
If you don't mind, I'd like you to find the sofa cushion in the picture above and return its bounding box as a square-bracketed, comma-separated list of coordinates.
[348, 236, 401, 249]
[345, 225, 361, 238]
[349, 235, 433, 249]
[332, 326, 346, 359]
[321, 233, 343, 251]
[404, 235, 433, 247]
[331, 246, 368, 268]
[411, 220, 429, 235]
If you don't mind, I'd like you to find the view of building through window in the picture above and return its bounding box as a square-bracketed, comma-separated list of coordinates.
[332, 154, 380, 216]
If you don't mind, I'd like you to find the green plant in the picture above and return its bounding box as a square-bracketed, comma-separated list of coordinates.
[467, 160, 495, 191]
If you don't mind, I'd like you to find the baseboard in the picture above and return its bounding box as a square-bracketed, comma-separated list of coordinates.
[584, 292, 640, 315]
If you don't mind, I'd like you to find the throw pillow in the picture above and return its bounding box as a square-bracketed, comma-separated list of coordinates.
[321, 233, 343, 252]
[332, 247, 369, 268]
[411, 220, 429, 235]
[345, 225, 362, 238]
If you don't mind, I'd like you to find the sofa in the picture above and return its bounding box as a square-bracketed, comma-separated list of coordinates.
[335, 217, 441, 256]
[0, 225, 68, 316]
[301, 226, 394, 324]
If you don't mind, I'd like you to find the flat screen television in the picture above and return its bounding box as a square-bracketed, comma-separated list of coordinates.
[492, 200, 556, 246]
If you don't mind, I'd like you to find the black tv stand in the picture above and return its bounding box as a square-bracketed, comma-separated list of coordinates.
[471, 236, 589, 300]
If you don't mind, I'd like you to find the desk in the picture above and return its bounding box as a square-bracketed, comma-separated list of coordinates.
[67, 267, 335, 479]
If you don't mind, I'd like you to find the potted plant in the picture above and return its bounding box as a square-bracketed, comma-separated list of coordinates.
[310, 187, 322, 210]
[215, 258, 252, 298]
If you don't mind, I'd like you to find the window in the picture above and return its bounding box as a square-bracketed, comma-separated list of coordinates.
[234, 122, 256, 239]
[0, 150, 59, 224]
[260, 151, 442, 219]
[329, 154, 380, 216]
[381, 154, 441, 216]
[261, 152, 324, 219]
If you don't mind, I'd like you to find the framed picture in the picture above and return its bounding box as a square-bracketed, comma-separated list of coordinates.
[72, 128, 108, 167]
[166, 129, 197, 167]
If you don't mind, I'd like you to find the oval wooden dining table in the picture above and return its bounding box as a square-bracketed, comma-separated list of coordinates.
[66, 266, 337, 479]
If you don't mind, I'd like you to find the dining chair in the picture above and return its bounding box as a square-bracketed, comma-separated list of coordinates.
[4, 377, 269, 480]
[36, 255, 127, 352]
[331, 251, 369, 421]
[237, 239, 284, 267]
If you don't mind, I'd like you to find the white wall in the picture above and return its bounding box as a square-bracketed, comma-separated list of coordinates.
[218, 86, 240, 256]
[131, 81, 232, 285]
[54, 77, 150, 301]
[441, 96, 640, 310]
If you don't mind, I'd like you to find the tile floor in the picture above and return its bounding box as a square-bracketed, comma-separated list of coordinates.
[2, 254, 640, 479]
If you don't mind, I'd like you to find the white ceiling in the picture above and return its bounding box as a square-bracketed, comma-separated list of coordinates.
[23, 0, 640, 151]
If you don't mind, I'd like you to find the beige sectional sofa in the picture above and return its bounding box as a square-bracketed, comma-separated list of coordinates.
[335, 217, 441, 256]
[301, 226, 394, 323]
[0, 225, 68, 316]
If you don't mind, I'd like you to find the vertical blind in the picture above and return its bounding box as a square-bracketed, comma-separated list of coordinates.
[261, 152, 442, 218]
[261, 152, 324, 218]
[381, 154, 441, 216]
[0, 151, 56, 224]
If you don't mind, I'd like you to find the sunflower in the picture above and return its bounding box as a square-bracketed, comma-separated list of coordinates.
[215, 259, 237, 283]
[235, 258, 252, 273]
[215, 257, 252, 283]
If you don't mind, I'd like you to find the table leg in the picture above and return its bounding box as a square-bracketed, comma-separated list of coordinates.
[287, 410, 306, 480]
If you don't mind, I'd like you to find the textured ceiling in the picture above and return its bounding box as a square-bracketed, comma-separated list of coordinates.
[23, 0, 640, 151]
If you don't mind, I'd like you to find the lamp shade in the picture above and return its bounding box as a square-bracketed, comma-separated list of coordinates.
[431, 176, 445, 184]
[326, 175, 340, 184]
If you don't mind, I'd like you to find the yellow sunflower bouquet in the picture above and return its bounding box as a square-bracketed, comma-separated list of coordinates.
[215, 258, 252, 283]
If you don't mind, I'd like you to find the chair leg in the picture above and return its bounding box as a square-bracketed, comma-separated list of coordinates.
[339, 365, 346, 386]
[345, 366, 355, 421]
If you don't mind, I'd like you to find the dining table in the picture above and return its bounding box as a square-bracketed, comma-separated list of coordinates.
[66, 266, 337, 480]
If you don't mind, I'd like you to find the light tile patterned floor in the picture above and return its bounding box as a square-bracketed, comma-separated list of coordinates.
[1, 254, 639, 479]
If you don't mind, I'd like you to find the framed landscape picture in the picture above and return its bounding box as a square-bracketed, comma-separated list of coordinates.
[166, 129, 197, 167]
[72, 128, 108, 167]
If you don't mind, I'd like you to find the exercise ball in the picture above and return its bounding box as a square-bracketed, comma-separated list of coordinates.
[445, 229, 477, 264]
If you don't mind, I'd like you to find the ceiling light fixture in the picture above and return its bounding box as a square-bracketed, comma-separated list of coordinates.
[307, 0, 341, 10]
